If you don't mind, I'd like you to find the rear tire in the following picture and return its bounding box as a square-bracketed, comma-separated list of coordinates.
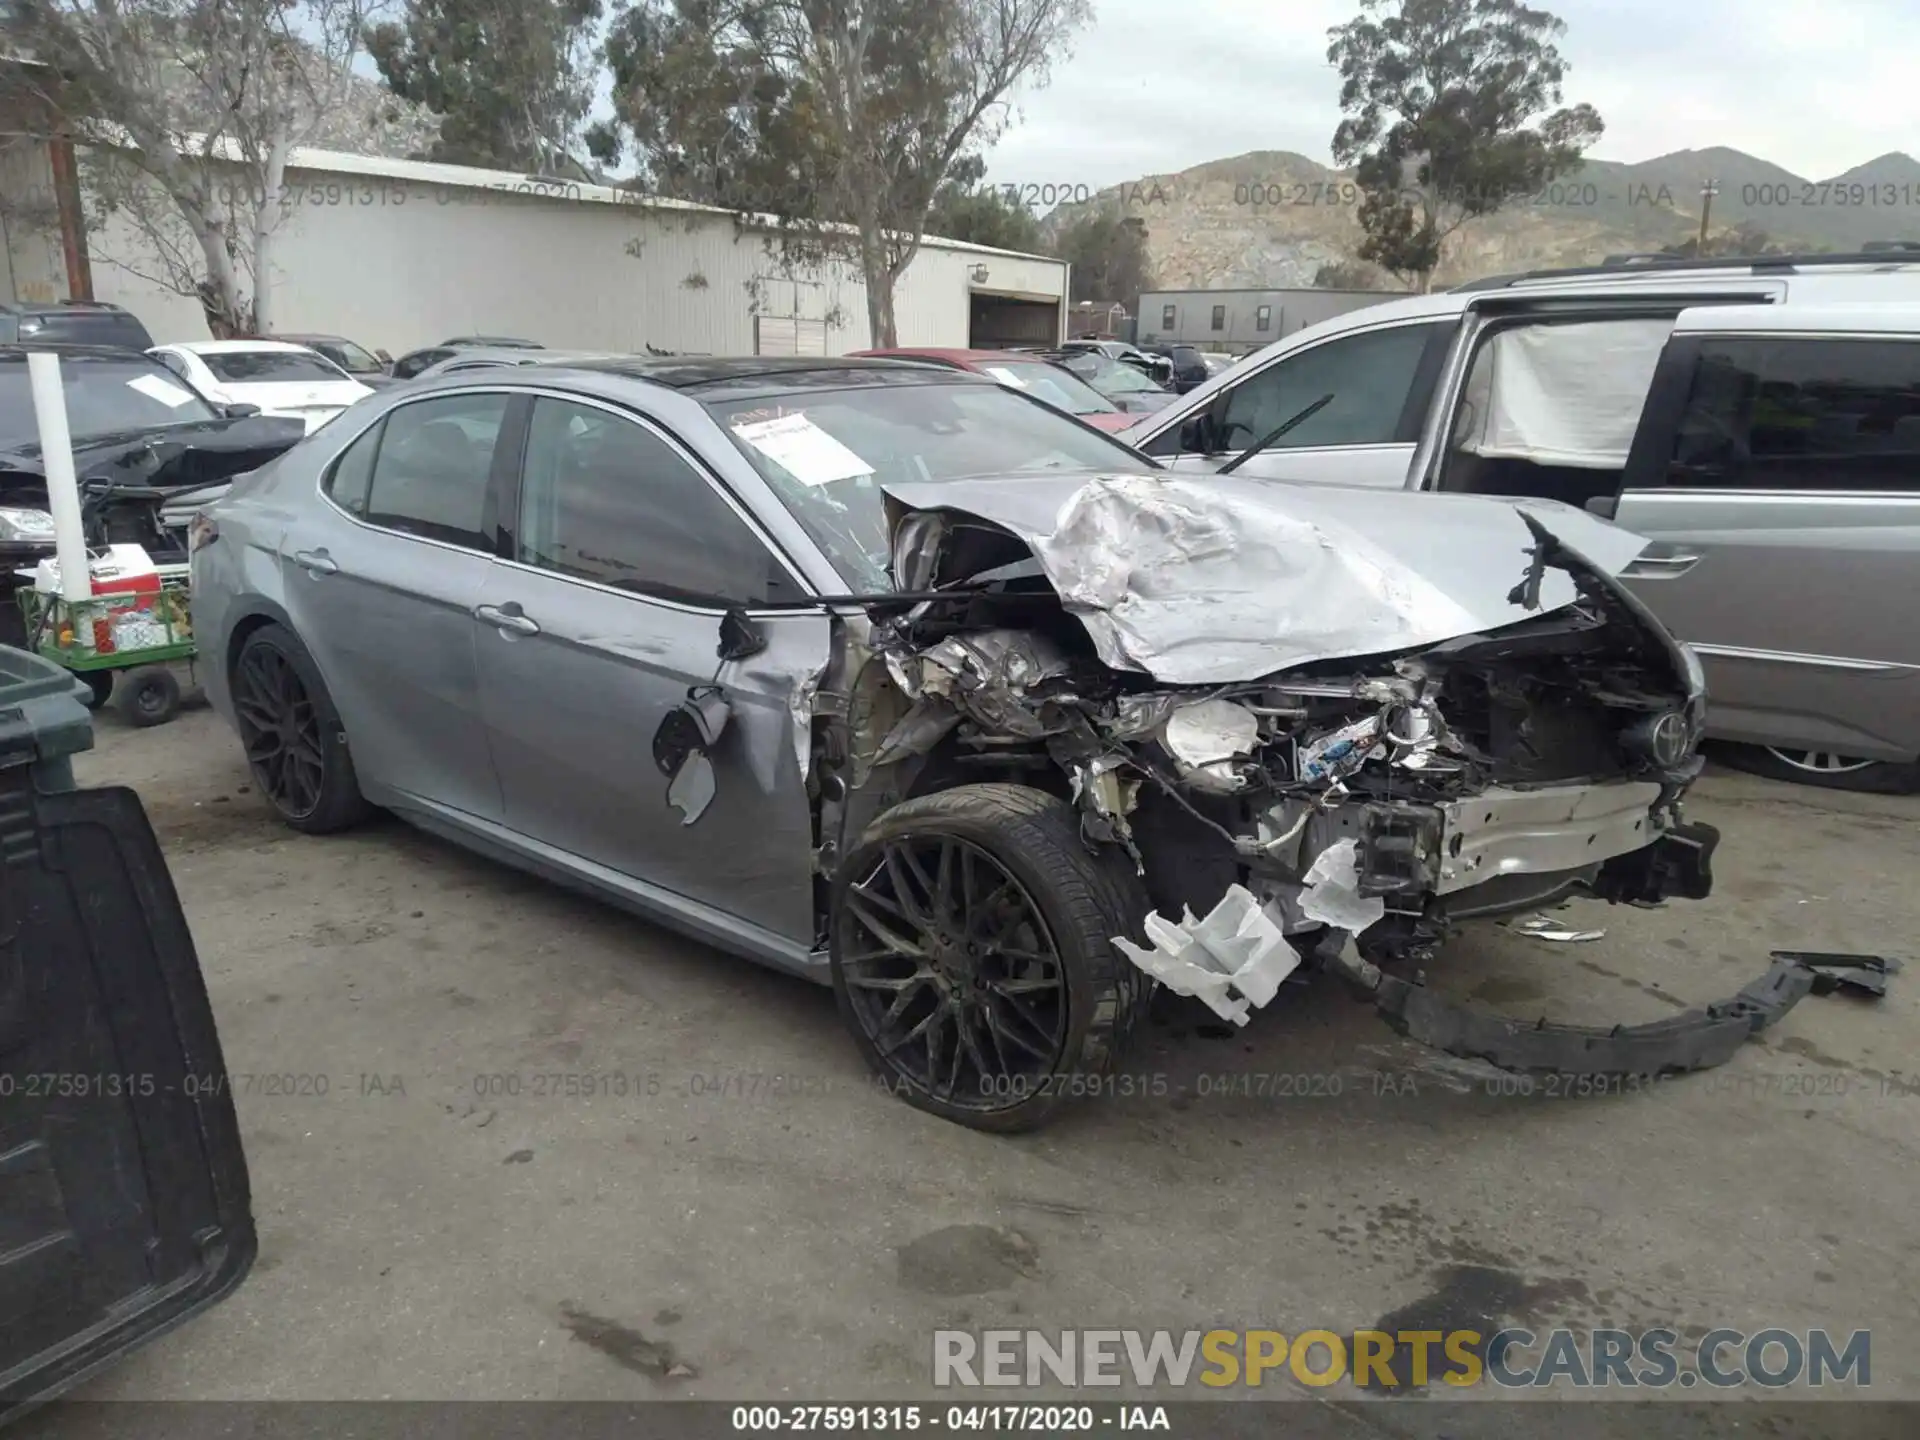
[1716, 742, 1920, 795]
[121, 666, 180, 727]
[830, 783, 1150, 1133]
[230, 623, 374, 833]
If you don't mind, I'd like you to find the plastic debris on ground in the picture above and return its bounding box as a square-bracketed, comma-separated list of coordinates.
[1296, 838, 1387, 932]
[1506, 912, 1607, 943]
[1112, 884, 1301, 1027]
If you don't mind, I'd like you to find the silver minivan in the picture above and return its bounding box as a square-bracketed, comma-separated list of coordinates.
[1120, 256, 1920, 792]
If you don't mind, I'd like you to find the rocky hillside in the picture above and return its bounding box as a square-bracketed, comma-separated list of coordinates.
[1039, 148, 1920, 290]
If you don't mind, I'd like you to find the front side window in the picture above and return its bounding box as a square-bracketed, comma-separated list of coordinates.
[1153, 321, 1446, 457]
[518, 398, 798, 606]
[362, 393, 507, 547]
[1668, 336, 1920, 491]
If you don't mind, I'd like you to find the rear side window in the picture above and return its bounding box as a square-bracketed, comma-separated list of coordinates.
[362, 393, 508, 547]
[392, 348, 453, 379]
[324, 420, 381, 518]
[1668, 336, 1920, 491]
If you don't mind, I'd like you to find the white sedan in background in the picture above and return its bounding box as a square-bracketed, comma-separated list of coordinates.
[146, 340, 375, 432]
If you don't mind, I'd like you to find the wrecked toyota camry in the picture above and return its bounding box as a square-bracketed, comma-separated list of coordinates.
[193, 358, 1889, 1135]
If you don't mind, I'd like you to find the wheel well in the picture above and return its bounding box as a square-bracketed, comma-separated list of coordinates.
[225, 612, 280, 683]
[899, 734, 1075, 807]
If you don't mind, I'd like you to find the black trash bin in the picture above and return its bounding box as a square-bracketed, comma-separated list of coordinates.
[0, 643, 255, 1423]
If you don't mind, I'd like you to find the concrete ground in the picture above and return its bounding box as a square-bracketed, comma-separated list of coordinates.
[39, 700, 1920, 1432]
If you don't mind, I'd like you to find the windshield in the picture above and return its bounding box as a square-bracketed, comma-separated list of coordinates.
[973, 360, 1118, 416]
[707, 378, 1156, 590]
[0, 354, 219, 446]
[201, 350, 347, 384]
[1057, 351, 1162, 394]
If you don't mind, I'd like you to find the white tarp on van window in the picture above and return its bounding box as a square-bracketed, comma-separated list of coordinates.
[1454, 318, 1672, 469]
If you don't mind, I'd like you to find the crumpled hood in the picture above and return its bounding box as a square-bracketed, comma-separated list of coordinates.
[882, 473, 1653, 685]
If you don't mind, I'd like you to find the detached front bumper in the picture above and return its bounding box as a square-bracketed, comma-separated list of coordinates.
[1325, 940, 1898, 1081]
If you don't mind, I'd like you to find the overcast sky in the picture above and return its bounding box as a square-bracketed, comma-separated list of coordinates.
[982, 0, 1920, 188]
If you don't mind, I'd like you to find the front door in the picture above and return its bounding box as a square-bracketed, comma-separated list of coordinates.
[278, 392, 514, 821]
[1134, 319, 1455, 487]
[472, 394, 828, 952]
[1612, 323, 1920, 762]
[0, 723, 253, 1417]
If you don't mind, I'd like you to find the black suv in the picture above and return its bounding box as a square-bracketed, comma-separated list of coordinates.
[0, 299, 154, 351]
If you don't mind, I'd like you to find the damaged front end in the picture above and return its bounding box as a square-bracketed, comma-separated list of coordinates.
[833, 474, 1885, 1083]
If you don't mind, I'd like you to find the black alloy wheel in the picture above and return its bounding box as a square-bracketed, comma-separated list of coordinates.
[831, 784, 1149, 1132]
[839, 833, 1069, 1110]
[230, 624, 373, 832]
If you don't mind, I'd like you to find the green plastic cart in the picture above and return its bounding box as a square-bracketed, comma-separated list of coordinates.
[17, 565, 198, 726]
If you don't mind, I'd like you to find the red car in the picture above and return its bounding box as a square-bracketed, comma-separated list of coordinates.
[849, 347, 1138, 433]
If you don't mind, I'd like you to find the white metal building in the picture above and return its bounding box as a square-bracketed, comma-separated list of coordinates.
[75, 146, 1071, 354]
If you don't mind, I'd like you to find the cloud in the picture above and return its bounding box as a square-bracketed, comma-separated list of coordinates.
[985, 0, 1920, 189]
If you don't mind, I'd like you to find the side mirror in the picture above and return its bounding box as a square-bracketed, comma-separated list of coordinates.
[718, 605, 768, 662]
[651, 686, 733, 825]
[222, 402, 261, 419]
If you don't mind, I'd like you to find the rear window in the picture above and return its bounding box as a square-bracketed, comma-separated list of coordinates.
[200, 350, 345, 383]
[14, 309, 153, 351]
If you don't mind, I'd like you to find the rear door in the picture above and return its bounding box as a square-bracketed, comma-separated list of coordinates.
[471, 393, 829, 954]
[1132, 318, 1456, 487]
[1611, 312, 1920, 761]
[278, 390, 514, 822]
[0, 713, 253, 1417]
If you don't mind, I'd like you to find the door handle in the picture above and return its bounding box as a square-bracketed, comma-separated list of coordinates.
[474, 603, 540, 636]
[293, 549, 338, 576]
[1622, 551, 1702, 579]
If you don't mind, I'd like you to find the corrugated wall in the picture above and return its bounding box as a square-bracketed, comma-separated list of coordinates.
[82, 150, 1067, 354]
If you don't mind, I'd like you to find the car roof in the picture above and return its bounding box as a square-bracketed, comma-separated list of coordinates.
[443, 335, 541, 346]
[854, 348, 1069, 366]
[0, 299, 134, 315]
[0, 342, 165, 362]
[160, 339, 318, 355]
[407, 354, 989, 404]
[1670, 301, 1920, 335]
[275, 332, 351, 343]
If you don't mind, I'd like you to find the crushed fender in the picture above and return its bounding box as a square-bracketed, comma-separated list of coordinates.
[1320, 941, 1900, 1078]
[1113, 885, 1302, 1028]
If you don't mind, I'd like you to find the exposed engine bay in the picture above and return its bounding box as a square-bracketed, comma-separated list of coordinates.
[799, 473, 1858, 1070]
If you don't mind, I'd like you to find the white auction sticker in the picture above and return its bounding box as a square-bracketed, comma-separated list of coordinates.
[731, 413, 874, 486]
[981, 366, 1028, 388]
[126, 374, 197, 408]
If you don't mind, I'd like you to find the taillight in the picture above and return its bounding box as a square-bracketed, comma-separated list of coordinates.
[187, 513, 219, 552]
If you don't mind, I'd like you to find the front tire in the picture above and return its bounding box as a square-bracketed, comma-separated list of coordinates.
[830, 784, 1149, 1133]
[230, 623, 374, 833]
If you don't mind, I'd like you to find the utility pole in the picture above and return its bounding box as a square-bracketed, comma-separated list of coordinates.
[1698, 177, 1719, 252]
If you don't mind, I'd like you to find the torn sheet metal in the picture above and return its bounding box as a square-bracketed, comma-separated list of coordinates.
[1113, 885, 1302, 1027]
[1324, 940, 1898, 1079]
[918, 629, 1075, 739]
[881, 474, 1651, 685]
[1297, 839, 1387, 933]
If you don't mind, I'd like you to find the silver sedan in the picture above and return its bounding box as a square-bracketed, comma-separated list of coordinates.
[190, 356, 1762, 1130]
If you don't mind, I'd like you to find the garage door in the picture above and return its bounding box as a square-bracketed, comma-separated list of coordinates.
[755, 316, 828, 356]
